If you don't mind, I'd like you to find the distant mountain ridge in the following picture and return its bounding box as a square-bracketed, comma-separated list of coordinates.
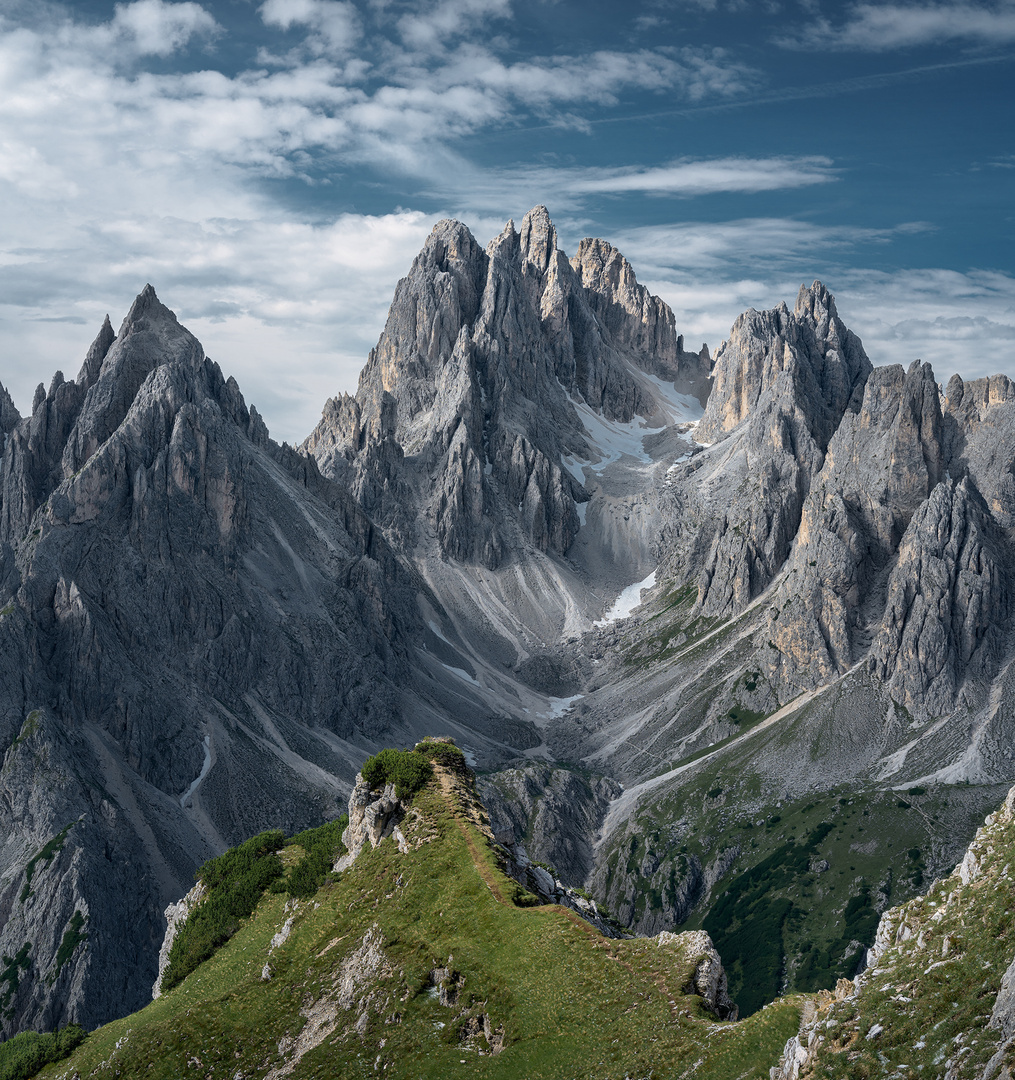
[1, 206, 1014, 1033]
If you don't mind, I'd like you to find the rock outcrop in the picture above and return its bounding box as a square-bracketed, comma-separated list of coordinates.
[869, 476, 1009, 716]
[152, 881, 206, 999]
[657, 929, 738, 1020]
[335, 779, 408, 871]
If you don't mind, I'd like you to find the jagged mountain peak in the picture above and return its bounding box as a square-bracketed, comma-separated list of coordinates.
[793, 278, 837, 322]
[420, 217, 485, 269]
[77, 314, 116, 390]
[0, 379, 21, 436]
[307, 207, 708, 577]
[519, 203, 558, 272]
[698, 278, 870, 449]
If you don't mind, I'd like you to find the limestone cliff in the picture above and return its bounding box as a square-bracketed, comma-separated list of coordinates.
[303, 207, 708, 572]
[0, 288, 472, 1037]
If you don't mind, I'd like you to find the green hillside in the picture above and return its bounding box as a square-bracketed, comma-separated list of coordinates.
[32, 750, 800, 1080]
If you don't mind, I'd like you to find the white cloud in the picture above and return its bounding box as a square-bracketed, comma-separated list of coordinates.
[110, 0, 220, 57]
[259, 0, 361, 55]
[780, 2, 1015, 50]
[564, 156, 836, 196]
[396, 0, 512, 52]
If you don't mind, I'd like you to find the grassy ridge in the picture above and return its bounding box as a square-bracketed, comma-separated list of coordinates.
[42, 763, 801, 1080]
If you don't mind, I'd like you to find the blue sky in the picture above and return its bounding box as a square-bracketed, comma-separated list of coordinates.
[0, 0, 1012, 442]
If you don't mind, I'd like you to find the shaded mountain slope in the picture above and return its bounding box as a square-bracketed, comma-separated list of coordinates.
[0, 289, 550, 1036]
[771, 782, 1015, 1079]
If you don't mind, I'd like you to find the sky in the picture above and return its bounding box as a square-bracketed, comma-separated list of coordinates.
[0, 0, 1012, 443]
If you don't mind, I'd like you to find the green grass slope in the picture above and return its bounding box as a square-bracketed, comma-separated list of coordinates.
[37, 759, 801, 1080]
[770, 784, 1015, 1079]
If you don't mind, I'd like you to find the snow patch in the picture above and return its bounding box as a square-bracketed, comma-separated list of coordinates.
[427, 620, 452, 646]
[180, 734, 212, 808]
[639, 373, 704, 425]
[441, 662, 482, 688]
[570, 396, 663, 472]
[576, 501, 587, 527]
[540, 694, 584, 719]
[560, 454, 589, 485]
[594, 570, 657, 627]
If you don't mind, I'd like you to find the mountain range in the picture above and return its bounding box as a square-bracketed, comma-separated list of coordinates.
[1, 206, 1013, 1035]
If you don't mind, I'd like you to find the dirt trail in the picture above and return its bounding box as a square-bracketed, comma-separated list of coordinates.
[437, 768, 508, 905]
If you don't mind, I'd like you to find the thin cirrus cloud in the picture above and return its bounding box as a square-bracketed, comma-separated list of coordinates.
[779, 2, 1015, 50]
[563, 156, 837, 196]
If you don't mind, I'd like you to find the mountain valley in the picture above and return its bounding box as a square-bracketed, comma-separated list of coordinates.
[1, 206, 1014, 1057]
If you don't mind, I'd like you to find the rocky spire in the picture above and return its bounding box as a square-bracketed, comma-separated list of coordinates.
[697, 280, 870, 450]
[76, 314, 116, 390]
[0, 379, 19, 437]
[61, 285, 206, 476]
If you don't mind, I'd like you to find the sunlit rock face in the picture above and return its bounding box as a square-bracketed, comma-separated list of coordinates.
[303, 206, 709, 572]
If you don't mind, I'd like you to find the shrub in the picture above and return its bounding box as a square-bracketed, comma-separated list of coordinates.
[161, 831, 285, 993]
[283, 815, 348, 899]
[415, 738, 470, 775]
[360, 748, 433, 798]
[0, 1024, 85, 1080]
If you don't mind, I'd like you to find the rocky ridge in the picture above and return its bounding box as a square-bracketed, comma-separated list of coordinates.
[335, 746, 624, 941]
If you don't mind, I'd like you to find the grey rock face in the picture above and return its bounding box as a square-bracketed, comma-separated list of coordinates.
[303, 207, 707, 572]
[697, 281, 869, 449]
[478, 762, 620, 887]
[869, 476, 1009, 716]
[990, 954, 1015, 1042]
[0, 287, 467, 1037]
[152, 881, 205, 999]
[763, 359, 948, 693]
[659, 281, 871, 620]
[335, 779, 406, 871]
[571, 238, 711, 405]
[0, 380, 19, 438]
